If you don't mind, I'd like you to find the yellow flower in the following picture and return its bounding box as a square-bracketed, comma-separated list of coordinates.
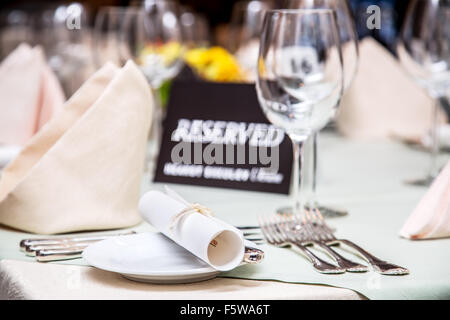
[184, 46, 246, 82]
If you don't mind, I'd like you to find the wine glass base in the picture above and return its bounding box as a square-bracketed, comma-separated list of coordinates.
[276, 205, 348, 218]
[403, 176, 435, 187]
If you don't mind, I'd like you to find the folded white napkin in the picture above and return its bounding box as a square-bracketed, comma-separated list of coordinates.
[0, 60, 153, 234]
[139, 188, 245, 271]
[0, 44, 65, 146]
[336, 37, 448, 140]
[0, 145, 21, 169]
[400, 161, 450, 240]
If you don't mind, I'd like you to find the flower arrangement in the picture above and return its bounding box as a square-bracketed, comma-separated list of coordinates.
[138, 42, 249, 83]
[184, 46, 248, 82]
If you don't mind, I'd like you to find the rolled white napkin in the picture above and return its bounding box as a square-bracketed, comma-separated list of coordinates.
[0, 145, 21, 169]
[139, 188, 245, 271]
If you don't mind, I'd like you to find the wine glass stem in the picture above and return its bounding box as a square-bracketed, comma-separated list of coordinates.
[429, 99, 440, 179]
[303, 133, 318, 211]
[291, 138, 306, 215]
[311, 132, 318, 203]
[146, 86, 163, 175]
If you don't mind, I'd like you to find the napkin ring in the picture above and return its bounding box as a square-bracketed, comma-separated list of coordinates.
[169, 203, 214, 235]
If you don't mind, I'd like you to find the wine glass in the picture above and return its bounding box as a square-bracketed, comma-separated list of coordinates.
[398, 0, 450, 186]
[120, 4, 184, 89]
[282, 0, 359, 217]
[38, 3, 94, 97]
[179, 6, 210, 49]
[229, 1, 273, 80]
[0, 9, 33, 59]
[256, 9, 344, 216]
[93, 6, 126, 67]
[120, 2, 184, 174]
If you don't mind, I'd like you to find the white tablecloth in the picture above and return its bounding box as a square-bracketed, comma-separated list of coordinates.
[0, 260, 364, 300]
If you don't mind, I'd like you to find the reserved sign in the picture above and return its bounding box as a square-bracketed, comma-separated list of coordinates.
[154, 81, 293, 194]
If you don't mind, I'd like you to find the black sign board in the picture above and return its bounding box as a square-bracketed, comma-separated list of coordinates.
[154, 80, 293, 194]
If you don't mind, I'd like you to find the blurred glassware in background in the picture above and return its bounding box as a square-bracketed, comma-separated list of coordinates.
[93, 6, 126, 68]
[38, 2, 95, 97]
[283, 0, 359, 217]
[256, 9, 344, 216]
[120, 3, 184, 89]
[229, 0, 273, 81]
[120, 1, 184, 174]
[0, 9, 33, 59]
[397, 0, 450, 186]
[179, 6, 210, 49]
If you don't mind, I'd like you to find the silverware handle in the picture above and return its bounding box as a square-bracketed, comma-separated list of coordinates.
[339, 239, 409, 275]
[36, 249, 83, 262]
[244, 246, 264, 264]
[314, 242, 368, 273]
[20, 231, 136, 250]
[292, 242, 345, 274]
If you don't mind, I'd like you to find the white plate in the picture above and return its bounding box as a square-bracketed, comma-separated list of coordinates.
[83, 232, 220, 284]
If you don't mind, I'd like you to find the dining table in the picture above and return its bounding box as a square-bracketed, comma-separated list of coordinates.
[0, 131, 449, 300]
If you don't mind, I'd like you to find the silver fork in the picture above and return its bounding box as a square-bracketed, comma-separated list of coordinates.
[284, 213, 368, 273]
[259, 215, 345, 274]
[307, 209, 409, 275]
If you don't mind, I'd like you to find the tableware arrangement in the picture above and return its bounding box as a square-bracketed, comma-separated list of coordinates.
[397, 0, 450, 186]
[256, 9, 344, 217]
[0, 0, 446, 300]
[258, 211, 409, 275]
[84, 187, 265, 283]
[85, 233, 263, 284]
[17, 186, 266, 284]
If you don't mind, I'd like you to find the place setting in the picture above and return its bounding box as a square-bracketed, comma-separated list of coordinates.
[0, 0, 449, 303]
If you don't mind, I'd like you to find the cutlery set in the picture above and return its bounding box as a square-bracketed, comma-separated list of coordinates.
[19, 211, 408, 276]
[20, 231, 137, 262]
[247, 209, 409, 275]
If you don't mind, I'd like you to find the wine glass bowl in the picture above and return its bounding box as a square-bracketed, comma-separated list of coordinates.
[93, 6, 126, 68]
[230, 0, 274, 81]
[120, 3, 184, 89]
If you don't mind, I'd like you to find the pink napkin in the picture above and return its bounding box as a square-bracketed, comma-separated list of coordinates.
[0, 44, 65, 146]
[400, 161, 450, 239]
